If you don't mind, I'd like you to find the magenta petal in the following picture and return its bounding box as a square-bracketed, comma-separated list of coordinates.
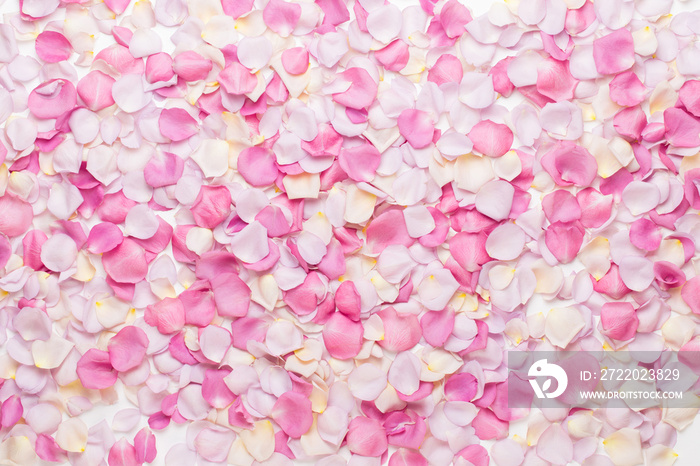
[102, 238, 148, 284]
[332, 68, 378, 109]
[601, 302, 638, 341]
[211, 272, 251, 317]
[679, 80, 700, 117]
[629, 218, 661, 251]
[281, 47, 309, 75]
[654, 261, 685, 290]
[421, 307, 455, 347]
[108, 439, 139, 466]
[134, 428, 157, 464]
[335, 280, 362, 321]
[263, 0, 301, 36]
[542, 190, 581, 223]
[145, 53, 174, 83]
[614, 106, 647, 140]
[593, 28, 635, 74]
[108, 326, 149, 372]
[682, 276, 700, 315]
[77, 71, 115, 111]
[458, 445, 489, 466]
[338, 143, 381, 182]
[545, 221, 585, 264]
[219, 62, 257, 95]
[77, 348, 118, 389]
[428, 54, 464, 86]
[375, 40, 409, 72]
[87, 222, 123, 254]
[445, 372, 478, 402]
[389, 449, 428, 466]
[238, 147, 278, 187]
[144, 151, 184, 188]
[191, 185, 231, 228]
[536, 57, 578, 102]
[346, 417, 388, 457]
[468, 120, 514, 158]
[202, 369, 236, 408]
[35, 31, 72, 63]
[159, 108, 199, 142]
[366, 209, 412, 254]
[398, 109, 435, 149]
[472, 408, 508, 440]
[29, 79, 76, 119]
[450, 231, 490, 272]
[541, 141, 597, 186]
[145, 297, 186, 334]
[271, 391, 313, 438]
[322, 312, 364, 359]
[665, 107, 700, 148]
[377, 307, 421, 352]
[173, 51, 213, 82]
[609, 71, 647, 107]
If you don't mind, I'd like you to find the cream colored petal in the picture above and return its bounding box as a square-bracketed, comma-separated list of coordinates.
[493, 150, 522, 181]
[344, 185, 376, 224]
[32, 334, 74, 369]
[0, 436, 37, 465]
[661, 315, 695, 350]
[283, 173, 320, 199]
[454, 154, 494, 192]
[603, 428, 643, 466]
[545, 307, 585, 348]
[239, 420, 275, 462]
[56, 418, 88, 452]
[192, 139, 230, 178]
[186, 227, 214, 256]
[649, 81, 677, 115]
[579, 237, 611, 281]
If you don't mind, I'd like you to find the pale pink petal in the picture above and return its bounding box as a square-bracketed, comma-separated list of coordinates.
[35, 31, 71, 63]
[144, 297, 186, 334]
[173, 51, 212, 82]
[108, 326, 148, 372]
[199, 325, 231, 363]
[263, 0, 301, 36]
[102, 238, 148, 284]
[346, 417, 388, 457]
[681, 276, 700, 314]
[601, 301, 638, 341]
[77, 348, 117, 389]
[322, 312, 364, 359]
[41, 233, 77, 272]
[485, 223, 526, 261]
[338, 142, 381, 182]
[593, 29, 635, 74]
[398, 109, 434, 149]
[159, 108, 198, 141]
[428, 54, 464, 86]
[468, 120, 513, 158]
[332, 68, 378, 109]
[536, 57, 578, 102]
[473, 409, 508, 440]
[108, 439, 139, 466]
[238, 147, 279, 187]
[348, 363, 387, 401]
[211, 272, 251, 317]
[377, 307, 421, 352]
[271, 391, 313, 438]
[542, 190, 581, 223]
[618, 256, 654, 292]
[421, 308, 455, 347]
[537, 424, 573, 464]
[545, 221, 585, 264]
[0, 195, 32, 237]
[475, 180, 514, 221]
[444, 372, 478, 402]
[194, 427, 235, 463]
[450, 231, 490, 272]
[144, 151, 184, 188]
[621, 180, 660, 215]
[219, 62, 258, 95]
